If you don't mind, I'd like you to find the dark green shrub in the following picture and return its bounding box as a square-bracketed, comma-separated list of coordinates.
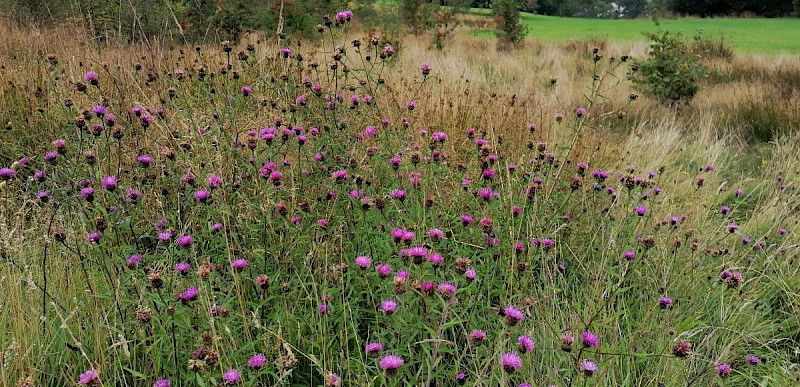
[493, 0, 527, 50]
[630, 30, 704, 105]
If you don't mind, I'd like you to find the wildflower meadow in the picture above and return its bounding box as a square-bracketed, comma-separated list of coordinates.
[1, 8, 799, 387]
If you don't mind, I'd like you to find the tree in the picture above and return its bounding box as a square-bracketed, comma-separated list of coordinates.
[493, 0, 527, 49]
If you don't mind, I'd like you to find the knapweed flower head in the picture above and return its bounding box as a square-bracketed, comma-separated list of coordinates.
[101, 175, 118, 191]
[174, 262, 190, 274]
[83, 71, 99, 84]
[335, 9, 353, 23]
[231, 258, 248, 271]
[580, 359, 598, 377]
[659, 296, 673, 309]
[518, 335, 535, 353]
[582, 331, 599, 348]
[0, 167, 15, 180]
[355, 255, 372, 268]
[222, 368, 241, 384]
[379, 355, 404, 376]
[376, 263, 392, 277]
[428, 253, 445, 267]
[365, 342, 383, 358]
[503, 306, 525, 325]
[380, 299, 397, 314]
[468, 330, 487, 346]
[634, 205, 648, 216]
[420, 63, 431, 76]
[177, 235, 193, 248]
[92, 104, 107, 117]
[153, 379, 171, 387]
[465, 267, 477, 282]
[325, 372, 341, 387]
[194, 189, 210, 203]
[745, 354, 762, 365]
[331, 169, 349, 182]
[428, 228, 445, 240]
[500, 352, 522, 373]
[576, 107, 587, 117]
[207, 174, 222, 188]
[560, 332, 575, 352]
[78, 369, 100, 385]
[715, 363, 732, 378]
[87, 231, 102, 243]
[126, 254, 142, 269]
[437, 282, 456, 298]
[248, 353, 266, 369]
[178, 287, 199, 302]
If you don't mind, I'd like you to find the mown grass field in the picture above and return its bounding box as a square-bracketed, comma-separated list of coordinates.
[467, 12, 800, 54]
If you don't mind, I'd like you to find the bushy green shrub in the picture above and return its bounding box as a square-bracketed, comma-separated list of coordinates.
[630, 30, 704, 105]
[493, 0, 527, 50]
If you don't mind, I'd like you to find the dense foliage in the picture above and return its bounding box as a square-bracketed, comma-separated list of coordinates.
[630, 30, 704, 105]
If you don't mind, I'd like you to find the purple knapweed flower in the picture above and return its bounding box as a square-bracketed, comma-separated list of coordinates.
[464, 268, 477, 282]
[355, 255, 372, 269]
[174, 262, 190, 274]
[78, 369, 100, 385]
[366, 342, 383, 358]
[503, 306, 525, 325]
[634, 206, 648, 216]
[380, 299, 397, 314]
[179, 287, 198, 302]
[0, 167, 15, 180]
[101, 175, 118, 191]
[469, 330, 487, 346]
[376, 263, 392, 278]
[207, 174, 222, 188]
[582, 331, 599, 348]
[153, 379, 171, 387]
[126, 254, 142, 269]
[500, 352, 522, 373]
[518, 335, 535, 353]
[580, 359, 598, 377]
[222, 369, 240, 384]
[420, 63, 431, 76]
[379, 355, 404, 376]
[176, 235, 193, 248]
[715, 363, 732, 378]
[231, 258, 248, 271]
[194, 189, 210, 203]
[87, 232, 102, 244]
[745, 354, 761, 365]
[83, 71, 99, 85]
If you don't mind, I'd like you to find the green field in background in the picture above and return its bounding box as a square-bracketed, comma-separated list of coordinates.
[467, 11, 800, 54]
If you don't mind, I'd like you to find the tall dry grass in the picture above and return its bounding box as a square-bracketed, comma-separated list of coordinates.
[0, 16, 799, 385]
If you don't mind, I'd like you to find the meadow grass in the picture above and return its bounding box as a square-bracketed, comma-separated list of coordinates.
[0, 13, 799, 386]
[465, 11, 800, 55]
